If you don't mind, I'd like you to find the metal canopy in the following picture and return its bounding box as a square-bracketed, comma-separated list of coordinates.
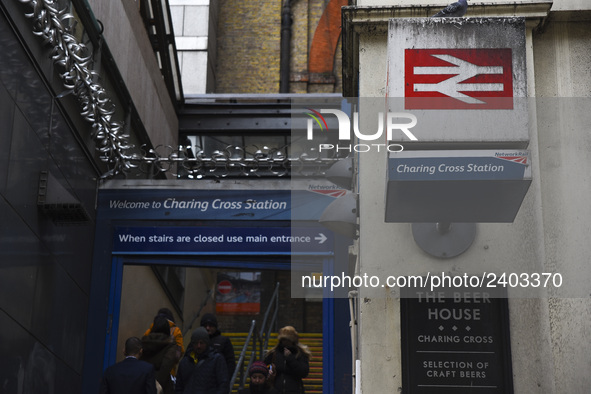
[179, 94, 342, 134]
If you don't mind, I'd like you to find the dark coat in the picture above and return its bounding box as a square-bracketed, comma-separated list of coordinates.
[100, 357, 157, 394]
[144, 321, 185, 353]
[175, 346, 228, 394]
[141, 333, 182, 394]
[210, 330, 236, 377]
[264, 347, 309, 394]
[237, 384, 279, 394]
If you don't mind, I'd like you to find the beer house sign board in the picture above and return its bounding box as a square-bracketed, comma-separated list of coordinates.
[401, 290, 513, 393]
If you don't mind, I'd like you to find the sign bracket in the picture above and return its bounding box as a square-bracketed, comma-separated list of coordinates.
[412, 222, 476, 259]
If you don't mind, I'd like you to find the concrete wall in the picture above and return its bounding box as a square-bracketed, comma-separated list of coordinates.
[116, 266, 177, 361]
[551, 0, 591, 11]
[532, 15, 591, 392]
[117, 265, 213, 359]
[170, 0, 218, 94]
[351, 2, 591, 393]
[86, 0, 178, 148]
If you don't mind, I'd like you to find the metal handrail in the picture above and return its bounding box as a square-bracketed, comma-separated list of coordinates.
[228, 282, 281, 393]
[259, 282, 281, 358]
[241, 335, 258, 389]
[229, 319, 257, 394]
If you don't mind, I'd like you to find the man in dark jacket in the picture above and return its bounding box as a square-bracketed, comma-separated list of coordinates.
[175, 327, 228, 394]
[200, 313, 236, 377]
[100, 337, 157, 394]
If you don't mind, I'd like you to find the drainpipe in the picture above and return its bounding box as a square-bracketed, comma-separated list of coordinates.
[280, 0, 292, 93]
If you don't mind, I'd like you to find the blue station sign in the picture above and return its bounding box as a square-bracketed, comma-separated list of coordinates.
[98, 187, 342, 221]
[113, 226, 334, 255]
[386, 150, 532, 223]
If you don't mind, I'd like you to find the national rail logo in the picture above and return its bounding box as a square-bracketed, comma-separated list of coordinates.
[405, 48, 514, 110]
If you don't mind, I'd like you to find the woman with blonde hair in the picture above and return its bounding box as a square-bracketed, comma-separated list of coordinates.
[263, 326, 310, 394]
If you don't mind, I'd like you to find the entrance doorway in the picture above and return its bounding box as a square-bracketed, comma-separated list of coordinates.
[113, 264, 323, 356]
[104, 256, 333, 393]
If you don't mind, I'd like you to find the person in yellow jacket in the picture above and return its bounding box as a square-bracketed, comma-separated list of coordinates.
[144, 307, 184, 378]
[144, 308, 184, 354]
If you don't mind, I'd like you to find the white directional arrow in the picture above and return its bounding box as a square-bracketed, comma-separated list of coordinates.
[413, 54, 504, 104]
[315, 233, 328, 244]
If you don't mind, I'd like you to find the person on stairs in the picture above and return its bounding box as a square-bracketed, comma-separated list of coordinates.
[144, 308, 184, 354]
[263, 326, 310, 394]
[141, 316, 182, 394]
[200, 313, 236, 377]
[175, 327, 228, 394]
[237, 361, 278, 394]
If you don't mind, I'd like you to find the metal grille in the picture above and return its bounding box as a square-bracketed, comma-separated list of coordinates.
[133, 144, 340, 178]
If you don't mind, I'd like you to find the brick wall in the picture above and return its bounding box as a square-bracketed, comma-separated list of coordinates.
[215, 0, 342, 93]
[215, 0, 281, 93]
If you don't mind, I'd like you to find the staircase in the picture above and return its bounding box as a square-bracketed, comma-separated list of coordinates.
[226, 332, 323, 393]
[299, 333, 323, 394]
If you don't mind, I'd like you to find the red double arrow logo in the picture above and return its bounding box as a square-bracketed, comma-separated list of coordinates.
[405, 49, 514, 110]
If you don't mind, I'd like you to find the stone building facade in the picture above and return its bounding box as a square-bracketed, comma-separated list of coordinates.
[343, 1, 591, 393]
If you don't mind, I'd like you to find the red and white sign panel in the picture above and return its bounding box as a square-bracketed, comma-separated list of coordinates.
[215, 272, 261, 315]
[387, 18, 528, 147]
[217, 280, 233, 294]
[405, 48, 513, 110]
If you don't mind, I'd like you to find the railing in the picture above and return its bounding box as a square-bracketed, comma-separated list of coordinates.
[228, 282, 281, 393]
[138, 145, 340, 179]
[229, 319, 258, 394]
[259, 282, 281, 359]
